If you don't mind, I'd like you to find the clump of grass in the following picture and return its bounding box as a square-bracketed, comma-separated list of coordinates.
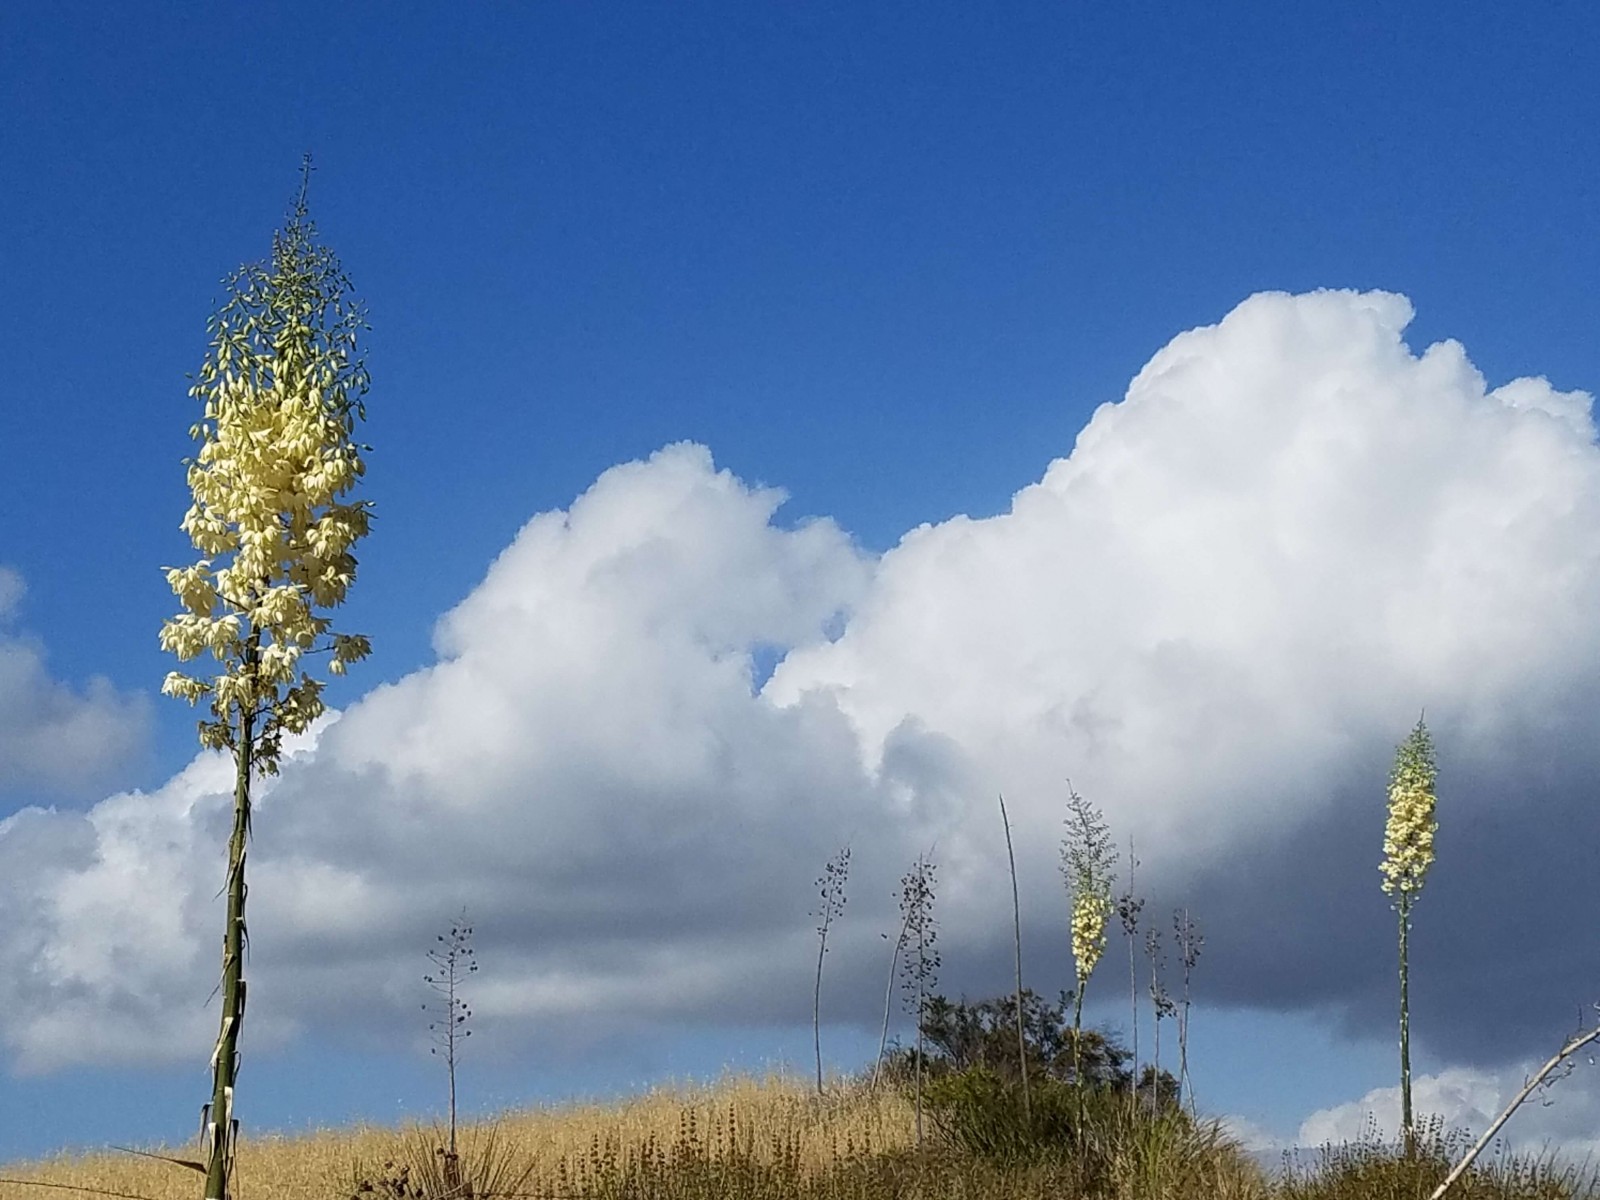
[1278, 1114, 1599, 1200]
[348, 1122, 537, 1200]
[918, 1065, 1261, 1198]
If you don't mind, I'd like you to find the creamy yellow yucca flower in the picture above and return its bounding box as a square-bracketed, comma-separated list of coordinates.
[1061, 785, 1117, 1095]
[159, 196, 373, 774]
[165, 172, 374, 1200]
[1381, 717, 1438, 902]
[1071, 882, 1111, 982]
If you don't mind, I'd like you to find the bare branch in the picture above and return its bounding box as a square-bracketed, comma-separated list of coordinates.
[1429, 1011, 1600, 1200]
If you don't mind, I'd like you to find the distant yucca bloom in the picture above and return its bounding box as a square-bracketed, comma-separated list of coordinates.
[1381, 720, 1438, 900]
[1061, 785, 1117, 1100]
[1381, 713, 1438, 1160]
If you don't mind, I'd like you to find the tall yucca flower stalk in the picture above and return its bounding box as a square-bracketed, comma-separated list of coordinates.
[159, 160, 373, 1200]
[1061, 785, 1116, 1108]
[1115, 837, 1145, 1099]
[898, 854, 940, 1147]
[1173, 907, 1204, 1115]
[1380, 714, 1438, 1159]
[997, 794, 1031, 1123]
[811, 845, 850, 1096]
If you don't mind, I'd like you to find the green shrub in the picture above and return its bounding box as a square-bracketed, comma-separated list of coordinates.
[923, 1066, 1083, 1161]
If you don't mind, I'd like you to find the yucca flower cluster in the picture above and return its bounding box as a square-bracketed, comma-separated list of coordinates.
[1380, 714, 1439, 1160]
[1071, 880, 1112, 981]
[1061, 785, 1117, 1102]
[1062, 787, 1116, 984]
[159, 200, 373, 773]
[1381, 717, 1439, 903]
[160, 173, 374, 1200]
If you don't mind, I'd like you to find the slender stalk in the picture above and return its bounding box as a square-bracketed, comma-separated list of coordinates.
[1071, 981, 1087, 1137]
[998, 794, 1030, 1122]
[1128, 937, 1138, 1095]
[813, 926, 828, 1096]
[447, 963, 459, 1158]
[203, 690, 254, 1200]
[1146, 926, 1174, 1110]
[897, 854, 938, 1147]
[871, 912, 909, 1092]
[1152, 1002, 1162, 1108]
[1068, 985, 1084, 1084]
[915, 910, 925, 1147]
[1174, 907, 1203, 1116]
[811, 847, 849, 1096]
[1119, 837, 1142, 1099]
[424, 912, 476, 1191]
[1398, 897, 1414, 1158]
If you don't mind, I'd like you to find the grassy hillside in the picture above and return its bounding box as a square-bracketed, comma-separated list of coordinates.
[2, 1071, 1594, 1200]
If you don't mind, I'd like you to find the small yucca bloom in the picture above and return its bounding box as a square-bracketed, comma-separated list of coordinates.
[1381, 713, 1438, 1160]
[1061, 784, 1117, 1100]
[1062, 785, 1116, 989]
[1381, 718, 1438, 901]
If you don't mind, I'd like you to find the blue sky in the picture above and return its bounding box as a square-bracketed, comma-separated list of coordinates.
[4, 0, 1600, 1166]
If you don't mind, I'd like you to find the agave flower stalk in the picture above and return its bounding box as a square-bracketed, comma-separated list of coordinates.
[424, 910, 477, 1182]
[1381, 714, 1439, 1159]
[871, 906, 911, 1093]
[998, 794, 1030, 1122]
[898, 853, 940, 1146]
[1115, 838, 1145, 1099]
[160, 160, 373, 1200]
[811, 845, 850, 1096]
[1145, 927, 1177, 1110]
[1061, 784, 1116, 1100]
[1173, 907, 1204, 1115]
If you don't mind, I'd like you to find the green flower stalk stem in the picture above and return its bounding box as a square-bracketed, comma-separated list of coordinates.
[1381, 715, 1439, 1159]
[159, 160, 372, 1200]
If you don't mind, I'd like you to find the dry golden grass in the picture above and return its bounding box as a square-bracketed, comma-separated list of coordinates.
[6, 1071, 1587, 1200]
[0, 1072, 915, 1200]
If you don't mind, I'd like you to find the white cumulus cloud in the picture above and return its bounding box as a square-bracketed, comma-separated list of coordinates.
[0, 292, 1597, 1164]
[0, 565, 148, 795]
[1299, 1056, 1600, 1159]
